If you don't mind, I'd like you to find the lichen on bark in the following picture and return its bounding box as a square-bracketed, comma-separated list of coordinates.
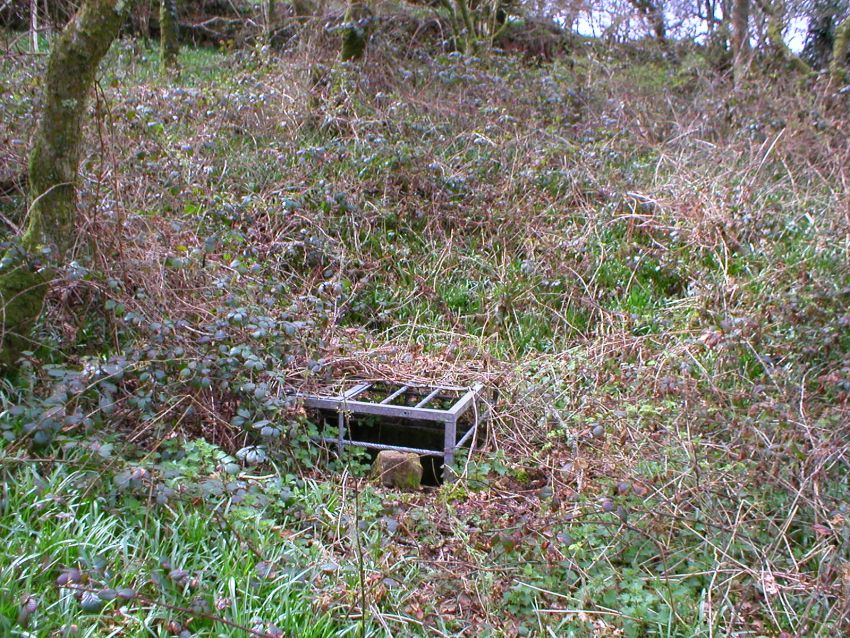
[0, 0, 125, 371]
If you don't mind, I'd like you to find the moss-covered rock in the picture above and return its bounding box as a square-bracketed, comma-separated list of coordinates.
[370, 451, 423, 490]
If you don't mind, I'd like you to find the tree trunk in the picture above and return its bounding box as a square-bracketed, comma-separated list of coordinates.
[437, 0, 464, 53]
[757, 0, 810, 72]
[731, 0, 751, 84]
[0, 0, 125, 369]
[649, 8, 666, 42]
[29, 0, 38, 52]
[160, 0, 179, 73]
[455, 0, 477, 53]
[627, 0, 666, 44]
[802, 0, 841, 69]
[340, 0, 370, 61]
[830, 14, 850, 84]
[42, 0, 51, 39]
[264, 0, 275, 41]
[764, 1, 786, 52]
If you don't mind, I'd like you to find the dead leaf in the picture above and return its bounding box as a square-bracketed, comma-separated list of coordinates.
[813, 523, 832, 538]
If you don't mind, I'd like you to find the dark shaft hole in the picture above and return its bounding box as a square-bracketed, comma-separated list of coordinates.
[314, 410, 473, 486]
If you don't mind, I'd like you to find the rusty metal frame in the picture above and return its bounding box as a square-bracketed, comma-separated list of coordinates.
[298, 381, 489, 480]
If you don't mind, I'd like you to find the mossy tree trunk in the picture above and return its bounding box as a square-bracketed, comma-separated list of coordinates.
[731, 0, 751, 85]
[757, 0, 810, 73]
[436, 0, 480, 54]
[648, 7, 666, 43]
[340, 0, 370, 61]
[160, 0, 179, 72]
[455, 0, 477, 53]
[0, 0, 125, 370]
[802, 0, 840, 69]
[830, 14, 850, 84]
[437, 0, 464, 52]
[704, 0, 731, 69]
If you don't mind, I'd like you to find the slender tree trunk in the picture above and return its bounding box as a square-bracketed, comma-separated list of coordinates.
[702, 0, 731, 67]
[456, 0, 477, 53]
[720, 0, 732, 40]
[763, 0, 784, 51]
[41, 0, 51, 39]
[704, 0, 718, 34]
[650, 10, 666, 42]
[264, 0, 275, 41]
[0, 0, 125, 369]
[830, 15, 850, 84]
[29, 0, 38, 52]
[731, 0, 751, 84]
[160, 0, 179, 73]
[438, 0, 464, 52]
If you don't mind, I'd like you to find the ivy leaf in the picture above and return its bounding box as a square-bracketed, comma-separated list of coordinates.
[80, 591, 105, 612]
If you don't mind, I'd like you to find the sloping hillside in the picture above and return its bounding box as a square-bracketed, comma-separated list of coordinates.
[1, 17, 849, 637]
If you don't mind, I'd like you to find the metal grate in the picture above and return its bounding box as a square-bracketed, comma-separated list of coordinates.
[298, 381, 490, 480]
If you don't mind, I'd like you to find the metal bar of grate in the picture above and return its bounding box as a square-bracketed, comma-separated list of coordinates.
[448, 383, 483, 415]
[456, 424, 477, 448]
[443, 416, 456, 468]
[380, 385, 409, 404]
[337, 411, 345, 456]
[414, 388, 442, 408]
[317, 437, 443, 457]
[302, 396, 449, 422]
[343, 383, 371, 399]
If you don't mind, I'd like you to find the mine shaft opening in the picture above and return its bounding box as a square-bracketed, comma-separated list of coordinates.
[297, 381, 496, 486]
[312, 409, 480, 486]
[305, 382, 487, 487]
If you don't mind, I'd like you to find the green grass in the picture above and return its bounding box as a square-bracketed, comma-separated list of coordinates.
[0, 451, 348, 637]
[106, 42, 236, 87]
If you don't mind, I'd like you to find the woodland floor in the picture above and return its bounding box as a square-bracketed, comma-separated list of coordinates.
[1, 23, 849, 638]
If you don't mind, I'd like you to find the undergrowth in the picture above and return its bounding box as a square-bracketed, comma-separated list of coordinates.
[1, 14, 849, 637]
